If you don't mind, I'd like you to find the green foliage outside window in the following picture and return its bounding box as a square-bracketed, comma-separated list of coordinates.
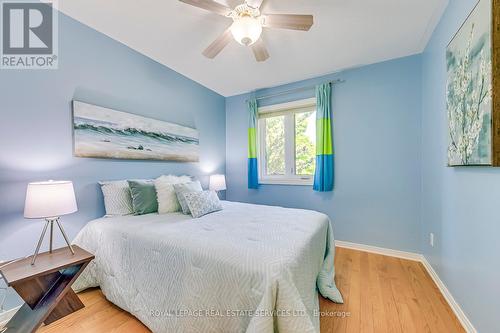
[265, 116, 285, 175]
[295, 111, 316, 175]
[264, 111, 316, 176]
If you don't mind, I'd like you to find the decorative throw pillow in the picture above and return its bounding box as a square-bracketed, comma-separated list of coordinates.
[154, 175, 192, 214]
[183, 190, 223, 218]
[99, 180, 134, 216]
[173, 181, 203, 214]
[128, 180, 158, 215]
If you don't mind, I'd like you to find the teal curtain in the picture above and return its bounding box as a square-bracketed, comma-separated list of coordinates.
[247, 99, 259, 189]
[313, 83, 334, 191]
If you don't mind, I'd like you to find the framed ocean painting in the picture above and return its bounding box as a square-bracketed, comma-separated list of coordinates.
[72, 101, 199, 162]
[446, 0, 500, 166]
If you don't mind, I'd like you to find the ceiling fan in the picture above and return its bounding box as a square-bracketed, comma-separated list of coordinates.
[179, 0, 314, 62]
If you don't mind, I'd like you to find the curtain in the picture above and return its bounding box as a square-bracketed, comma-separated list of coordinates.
[247, 99, 259, 189]
[313, 83, 334, 192]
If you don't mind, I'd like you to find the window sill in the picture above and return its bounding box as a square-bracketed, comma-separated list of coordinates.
[259, 178, 313, 186]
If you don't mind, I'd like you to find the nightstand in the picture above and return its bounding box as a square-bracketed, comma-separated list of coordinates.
[0, 246, 94, 333]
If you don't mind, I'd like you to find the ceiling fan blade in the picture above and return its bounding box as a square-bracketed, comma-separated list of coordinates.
[179, 0, 232, 16]
[203, 27, 232, 59]
[251, 39, 269, 62]
[245, 0, 265, 9]
[262, 14, 314, 31]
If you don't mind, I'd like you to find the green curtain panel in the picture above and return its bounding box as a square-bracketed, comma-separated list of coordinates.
[247, 99, 259, 189]
[314, 83, 334, 191]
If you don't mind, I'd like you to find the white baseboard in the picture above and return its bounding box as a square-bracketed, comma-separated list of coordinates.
[335, 240, 476, 333]
[335, 240, 422, 261]
[0, 306, 20, 329]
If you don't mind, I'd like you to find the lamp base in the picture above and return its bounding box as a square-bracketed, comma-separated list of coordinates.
[31, 217, 75, 265]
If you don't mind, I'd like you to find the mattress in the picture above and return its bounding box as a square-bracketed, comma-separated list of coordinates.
[72, 201, 342, 333]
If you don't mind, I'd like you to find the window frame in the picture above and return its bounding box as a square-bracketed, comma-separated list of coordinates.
[257, 97, 317, 186]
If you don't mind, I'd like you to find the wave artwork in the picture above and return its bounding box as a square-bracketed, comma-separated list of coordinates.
[73, 101, 199, 162]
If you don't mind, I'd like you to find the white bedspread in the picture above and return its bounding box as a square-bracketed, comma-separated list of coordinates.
[73, 201, 343, 333]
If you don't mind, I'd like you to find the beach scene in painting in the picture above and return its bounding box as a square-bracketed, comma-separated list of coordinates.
[446, 0, 492, 166]
[73, 101, 199, 162]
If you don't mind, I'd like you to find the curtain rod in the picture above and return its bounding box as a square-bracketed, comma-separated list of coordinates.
[245, 79, 345, 103]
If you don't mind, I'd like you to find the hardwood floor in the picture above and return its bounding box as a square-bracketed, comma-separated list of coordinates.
[37, 248, 465, 333]
[318, 248, 464, 333]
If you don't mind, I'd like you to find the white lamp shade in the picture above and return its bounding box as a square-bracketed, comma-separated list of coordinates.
[230, 16, 262, 46]
[209, 174, 226, 191]
[24, 181, 78, 219]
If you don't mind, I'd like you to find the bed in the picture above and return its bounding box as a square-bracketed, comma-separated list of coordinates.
[72, 201, 343, 333]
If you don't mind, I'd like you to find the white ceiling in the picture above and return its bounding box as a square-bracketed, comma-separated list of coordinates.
[57, 0, 448, 97]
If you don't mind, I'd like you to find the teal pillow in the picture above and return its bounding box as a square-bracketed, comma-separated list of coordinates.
[128, 180, 158, 215]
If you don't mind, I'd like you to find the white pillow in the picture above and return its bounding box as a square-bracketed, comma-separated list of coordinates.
[99, 180, 134, 216]
[154, 175, 192, 214]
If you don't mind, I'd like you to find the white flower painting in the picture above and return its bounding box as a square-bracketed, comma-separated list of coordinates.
[447, 0, 492, 166]
[73, 101, 199, 162]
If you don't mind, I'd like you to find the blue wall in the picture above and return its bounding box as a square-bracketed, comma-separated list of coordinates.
[0, 12, 226, 264]
[226, 55, 423, 252]
[421, 0, 500, 331]
[2, 2, 496, 331]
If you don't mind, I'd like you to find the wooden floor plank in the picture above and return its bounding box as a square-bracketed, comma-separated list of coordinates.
[377, 255, 404, 333]
[394, 258, 430, 333]
[402, 260, 465, 333]
[345, 249, 361, 333]
[367, 253, 387, 333]
[358, 251, 374, 333]
[36, 248, 465, 333]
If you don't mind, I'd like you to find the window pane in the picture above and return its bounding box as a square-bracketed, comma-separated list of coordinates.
[295, 111, 316, 175]
[265, 116, 285, 175]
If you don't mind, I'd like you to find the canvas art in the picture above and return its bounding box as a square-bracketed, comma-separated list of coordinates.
[73, 101, 199, 162]
[446, 0, 496, 166]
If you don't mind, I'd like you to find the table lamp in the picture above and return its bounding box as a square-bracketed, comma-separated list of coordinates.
[209, 174, 226, 196]
[24, 180, 78, 265]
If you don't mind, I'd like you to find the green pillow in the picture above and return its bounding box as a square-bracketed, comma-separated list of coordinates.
[128, 180, 158, 215]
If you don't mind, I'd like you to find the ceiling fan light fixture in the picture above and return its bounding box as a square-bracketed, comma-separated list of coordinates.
[178, 0, 314, 62]
[230, 15, 262, 46]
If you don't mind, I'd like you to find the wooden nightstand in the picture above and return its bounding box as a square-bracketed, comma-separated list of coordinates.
[0, 246, 94, 333]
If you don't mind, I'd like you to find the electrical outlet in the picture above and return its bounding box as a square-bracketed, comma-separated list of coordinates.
[429, 233, 435, 247]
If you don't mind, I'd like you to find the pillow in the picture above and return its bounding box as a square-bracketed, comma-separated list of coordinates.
[128, 180, 158, 215]
[154, 175, 192, 214]
[99, 180, 133, 216]
[173, 181, 203, 214]
[183, 190, 222, 218]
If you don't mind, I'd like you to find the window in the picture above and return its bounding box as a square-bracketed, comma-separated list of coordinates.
[258, 98, 316, 185]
